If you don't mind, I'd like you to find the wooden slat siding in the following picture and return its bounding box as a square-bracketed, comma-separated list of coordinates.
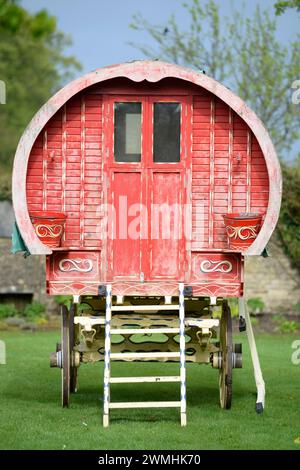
[208, 97, 215, 246]
[213, 101, 229, 248]
[46, 112, 63, 213]
[228, 108, 233, 213]
[26, 135, 43, 212]
[232, 114, 247, 215]
[250, 136, 269, 214]
[246, 130, 252, 212]
[62, 104, 67, 226]
[192, 94, 211, 248]
[42, 130, 47, 210]
[83, 93, 102, 248]
[63, 97, 81, 247]
[80, 95, 85, 246]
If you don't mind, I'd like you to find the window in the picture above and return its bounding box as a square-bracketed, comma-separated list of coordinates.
[153, 102, 181, 163]
[114, 102, 142, 162]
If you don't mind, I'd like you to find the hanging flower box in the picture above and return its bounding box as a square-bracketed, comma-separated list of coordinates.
[30, 211, 66, 248]
[222, 213, 262, 250]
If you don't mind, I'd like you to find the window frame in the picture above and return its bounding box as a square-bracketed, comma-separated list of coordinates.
[104, 95, 189, 170]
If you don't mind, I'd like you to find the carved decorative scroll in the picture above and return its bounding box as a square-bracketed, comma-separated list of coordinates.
[35, 224, 63, 238]
[58, 258, 93, 273]
[200, 260, 233, 273]
[226, 225, 259, 241]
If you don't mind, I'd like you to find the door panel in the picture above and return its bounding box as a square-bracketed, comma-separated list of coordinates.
[149, 172, 183, 279]
[111, 171, 143, 279]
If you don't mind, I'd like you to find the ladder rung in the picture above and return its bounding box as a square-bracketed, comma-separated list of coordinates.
[110, 305, 179, 312]
[110, 376, 181, 384]
[110, 328, 180, 335]
[110, 352, 181, 359]
[109, 401, 181, 409]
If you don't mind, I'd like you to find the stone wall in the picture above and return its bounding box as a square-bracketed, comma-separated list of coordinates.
[245, 234, 300, 313]
[0, 238, 56, 312]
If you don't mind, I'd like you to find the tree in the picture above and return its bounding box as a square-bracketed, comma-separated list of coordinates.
[130, 0, 300, 161]
[278, 163, 300, 270]
[0, 0, 81, 198]
[274, 0, 300, 14]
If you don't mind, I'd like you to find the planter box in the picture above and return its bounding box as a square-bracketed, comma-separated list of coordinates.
[30, 212, 66, 248]
[223, 213, 262, 250]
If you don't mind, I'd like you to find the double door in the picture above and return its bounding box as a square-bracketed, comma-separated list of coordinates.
[103, 95, 190, 282]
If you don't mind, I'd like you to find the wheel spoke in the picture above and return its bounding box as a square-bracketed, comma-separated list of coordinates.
[219, 300, 232, 409]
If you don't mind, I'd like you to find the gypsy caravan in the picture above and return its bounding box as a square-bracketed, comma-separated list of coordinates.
[12, 61, 282, 426]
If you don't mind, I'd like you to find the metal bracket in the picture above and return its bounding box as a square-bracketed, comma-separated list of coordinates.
[183, 285, 193, 297]
[98, 285, 106, 296]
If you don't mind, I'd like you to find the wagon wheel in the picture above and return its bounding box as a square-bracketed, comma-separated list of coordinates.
[69, 303, 78, 394]
[61, 305, 70, 407]
[219, 300, 233, 409]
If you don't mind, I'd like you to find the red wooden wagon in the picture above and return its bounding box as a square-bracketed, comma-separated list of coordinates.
[12, 61, 281, 426]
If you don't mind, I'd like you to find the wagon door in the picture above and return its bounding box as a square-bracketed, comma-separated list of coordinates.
[146, 97, 189, 281]
[103, 95, 190, 282]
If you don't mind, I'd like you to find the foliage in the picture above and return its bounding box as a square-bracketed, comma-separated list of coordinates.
[54, 295, 72, 310]
[275, 0, 300, 14]
[278, 320, 300, 334]
[23, 301, 45, 319]
[228, 298, 238, 318]
[213, 299, 238, 318]
[247, 297, 265, 314]
[272, 315, 300, 333]
[277, 163, 300, 270]
[0, 0, 81, 194]
[130, 0, 300, 160]
[0, 303, 18, 318]
[250, 316, 259, 327]
[0, 172, 12, 200]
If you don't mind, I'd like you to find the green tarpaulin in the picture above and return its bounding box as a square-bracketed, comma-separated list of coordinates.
[11, 222, 30, 257]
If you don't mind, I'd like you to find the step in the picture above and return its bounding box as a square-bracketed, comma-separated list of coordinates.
[185, 318, 219, 328]
[110, 352, 181, 360]
[109, 401, 181, 409]
[110, 328, 180, 335]
[110, 376, 181, 384]
[110, 305, 180, 312]
[74, 316, 105, 327]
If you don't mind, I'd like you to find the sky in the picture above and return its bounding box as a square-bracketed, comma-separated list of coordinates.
[21, 0, 300, 160]
[21, 0, 300, 75]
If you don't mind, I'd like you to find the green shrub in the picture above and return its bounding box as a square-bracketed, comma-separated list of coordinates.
[277, 164, 300, 271]
[213, 299, 238, 318]
[272, 315, 300, 334]
[0, 303, 19, 318]
[228, 298, 239, 317]
[0, 172, 12, 201]
[247, 297, 265, 314]
[250, 317, 259, 327]
[294, 301, 300, 313]
[23, 301, 45, 319]
[54, 295, 72, 310]
[278, 320, 300, 334]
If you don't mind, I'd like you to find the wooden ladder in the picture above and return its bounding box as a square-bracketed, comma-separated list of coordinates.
[103, 283, 187, 427]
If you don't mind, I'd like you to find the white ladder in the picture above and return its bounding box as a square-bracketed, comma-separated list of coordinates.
[103, 283, 186, 427]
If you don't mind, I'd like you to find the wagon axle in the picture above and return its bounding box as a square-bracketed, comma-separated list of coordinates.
[211, 345, 243, 369]
[50, 350, 80, 369]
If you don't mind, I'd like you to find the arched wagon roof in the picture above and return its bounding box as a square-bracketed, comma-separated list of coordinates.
[13, 60, 281, 255]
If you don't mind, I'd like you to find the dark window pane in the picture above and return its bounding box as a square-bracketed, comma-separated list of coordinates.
[114, 102, 141, 162]
[153, 103, 181, 163]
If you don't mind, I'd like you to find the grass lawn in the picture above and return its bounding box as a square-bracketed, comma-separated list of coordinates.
[0, 329, 299, 450]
